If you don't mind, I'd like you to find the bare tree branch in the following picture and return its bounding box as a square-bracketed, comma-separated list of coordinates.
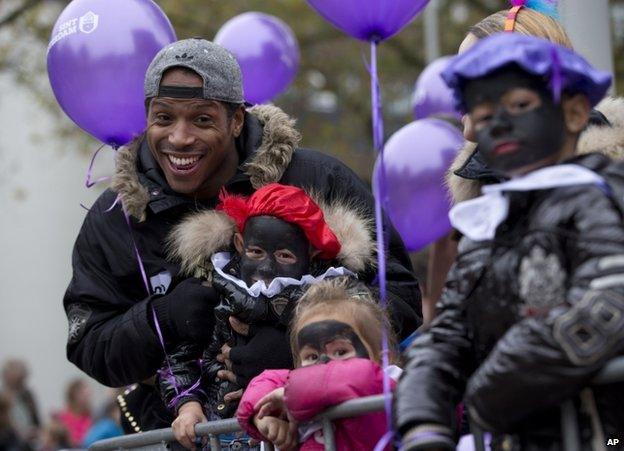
[0, 0, 44, 28]
[384, 38, 425, 68]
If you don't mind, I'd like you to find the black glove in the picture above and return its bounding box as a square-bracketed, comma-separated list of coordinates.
[150, 278, 218, 346]
[211, 271, 269, 324]
[228, 326, 294, 387]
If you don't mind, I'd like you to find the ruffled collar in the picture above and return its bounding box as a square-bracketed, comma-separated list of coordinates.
[211, 252, 355, 298]
[449, 164, 606, 241]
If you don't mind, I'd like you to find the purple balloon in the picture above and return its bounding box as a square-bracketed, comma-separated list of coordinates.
[375, 119, 463, 252]
[215, 13, 299, 105]
[306, 0, 430, 42]
[413, 56, 461, 120]
[47, 0, 176, 146]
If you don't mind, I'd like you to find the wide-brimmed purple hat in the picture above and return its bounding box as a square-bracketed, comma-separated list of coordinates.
[442, 33, 612, 112]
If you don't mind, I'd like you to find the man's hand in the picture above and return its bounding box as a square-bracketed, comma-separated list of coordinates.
[255, 387, 286, 419]
[172, 401, 207, 450]
[228, 326, 294, 387]
[229, 316, 250, 336]
[150, 278, 218, 345]
[253, 416, 298, 451]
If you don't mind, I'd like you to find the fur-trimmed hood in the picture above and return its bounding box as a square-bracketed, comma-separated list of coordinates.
[446, 97, 624, 204]
[166, 192, 376, 276]
[111, 104, 301, 221]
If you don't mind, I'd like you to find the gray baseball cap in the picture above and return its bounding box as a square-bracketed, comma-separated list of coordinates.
[144, 38, 244, 104]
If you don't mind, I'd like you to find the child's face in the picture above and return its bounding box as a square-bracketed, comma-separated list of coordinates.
[236, 215, 311, 286]
[464, 68, 566, 177]
[297, 316, 369, 367]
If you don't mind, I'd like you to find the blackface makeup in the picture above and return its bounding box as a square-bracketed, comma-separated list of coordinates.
[464, 67, 566, 175]
[297, 320, 369, 366]
[239, 216, 311, 286]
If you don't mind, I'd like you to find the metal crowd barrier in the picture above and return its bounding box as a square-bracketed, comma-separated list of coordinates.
[90, 357, 624, 451]
[89, 394, 386, 451]
[469, 356, 624, 451]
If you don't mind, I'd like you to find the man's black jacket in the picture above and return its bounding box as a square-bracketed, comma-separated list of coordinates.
[64, 105, 421, 429]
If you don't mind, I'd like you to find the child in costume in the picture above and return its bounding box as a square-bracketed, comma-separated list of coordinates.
[158, 183, 374, 448]
[395, 33, 624, 451]
[237, 277, 399, 450]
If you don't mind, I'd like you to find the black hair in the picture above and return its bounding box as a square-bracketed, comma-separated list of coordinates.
[222, 101, 245, 120]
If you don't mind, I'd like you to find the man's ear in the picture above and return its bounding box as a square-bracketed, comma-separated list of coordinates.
[231, 105, 245, 138]
[234, 232, 245, 254]
[562, 94, 590, 135]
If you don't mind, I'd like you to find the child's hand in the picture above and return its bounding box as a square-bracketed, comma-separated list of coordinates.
[218, 343, 232, 360]
[229, 316, 251, 336]
[254, 415, 298, 451]
[254, 387, 286, 419]
[216, 343, 233, 369]
[215, 369, 244, 405]
[172, 401, 207, 450]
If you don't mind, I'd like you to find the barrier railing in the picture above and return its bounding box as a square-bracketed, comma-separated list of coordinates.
[469, 356, 624, 451]
[89, 394, 387, 451]
[90, 356, 624, 451]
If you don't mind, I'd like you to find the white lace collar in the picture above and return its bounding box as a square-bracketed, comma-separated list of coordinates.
[211, 252, 356, 298]
[449, 164, 605, 242]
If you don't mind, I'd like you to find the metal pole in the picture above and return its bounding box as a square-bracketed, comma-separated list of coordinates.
[560, 400, 582, 451]
[593, 356, 624, 385]
[469, 419, 487, 451]
[424, 0, 440, 63]
[322, 418, 337, 451]
[559, 0, 615, 88]
[209, 435, 221, 451]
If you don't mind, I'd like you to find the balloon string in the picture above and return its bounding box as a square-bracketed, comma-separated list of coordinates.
[122, 209, 179, 397]
[85, 143, 113, 188]
[80, 193, 120, 213]
[369, 39, 394, 449]
[122, 210, 151, 299]
[80, 140, 183, 398]
[374, 430, 393, 451]
[80, 143, 118, 212]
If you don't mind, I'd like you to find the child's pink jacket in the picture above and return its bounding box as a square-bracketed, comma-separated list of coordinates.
[237, 358, 395, 450]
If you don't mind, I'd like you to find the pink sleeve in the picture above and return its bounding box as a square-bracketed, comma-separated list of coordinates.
[284, 358, 393, 422]
[236, 369, 290, 442]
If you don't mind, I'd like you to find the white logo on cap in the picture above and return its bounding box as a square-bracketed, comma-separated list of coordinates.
[79, 11, 99, 34]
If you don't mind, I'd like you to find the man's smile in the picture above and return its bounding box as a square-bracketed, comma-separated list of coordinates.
[162, 153, 205, 173]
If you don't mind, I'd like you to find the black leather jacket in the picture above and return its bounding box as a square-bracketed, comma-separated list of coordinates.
[396, 154, 624, 450]
[158, 266, 306, 418]
[64, 106, 422, 430]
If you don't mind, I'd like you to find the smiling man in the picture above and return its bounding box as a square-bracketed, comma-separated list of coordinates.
[63, 38, 422, 432]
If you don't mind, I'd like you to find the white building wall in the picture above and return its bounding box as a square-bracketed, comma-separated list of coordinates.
[0, 67, 111, 417]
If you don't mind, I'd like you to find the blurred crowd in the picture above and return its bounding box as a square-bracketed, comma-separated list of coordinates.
[0, 359, 122, 450]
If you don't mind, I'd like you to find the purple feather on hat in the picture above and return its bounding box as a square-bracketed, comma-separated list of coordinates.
[510, 0, 560, 19]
